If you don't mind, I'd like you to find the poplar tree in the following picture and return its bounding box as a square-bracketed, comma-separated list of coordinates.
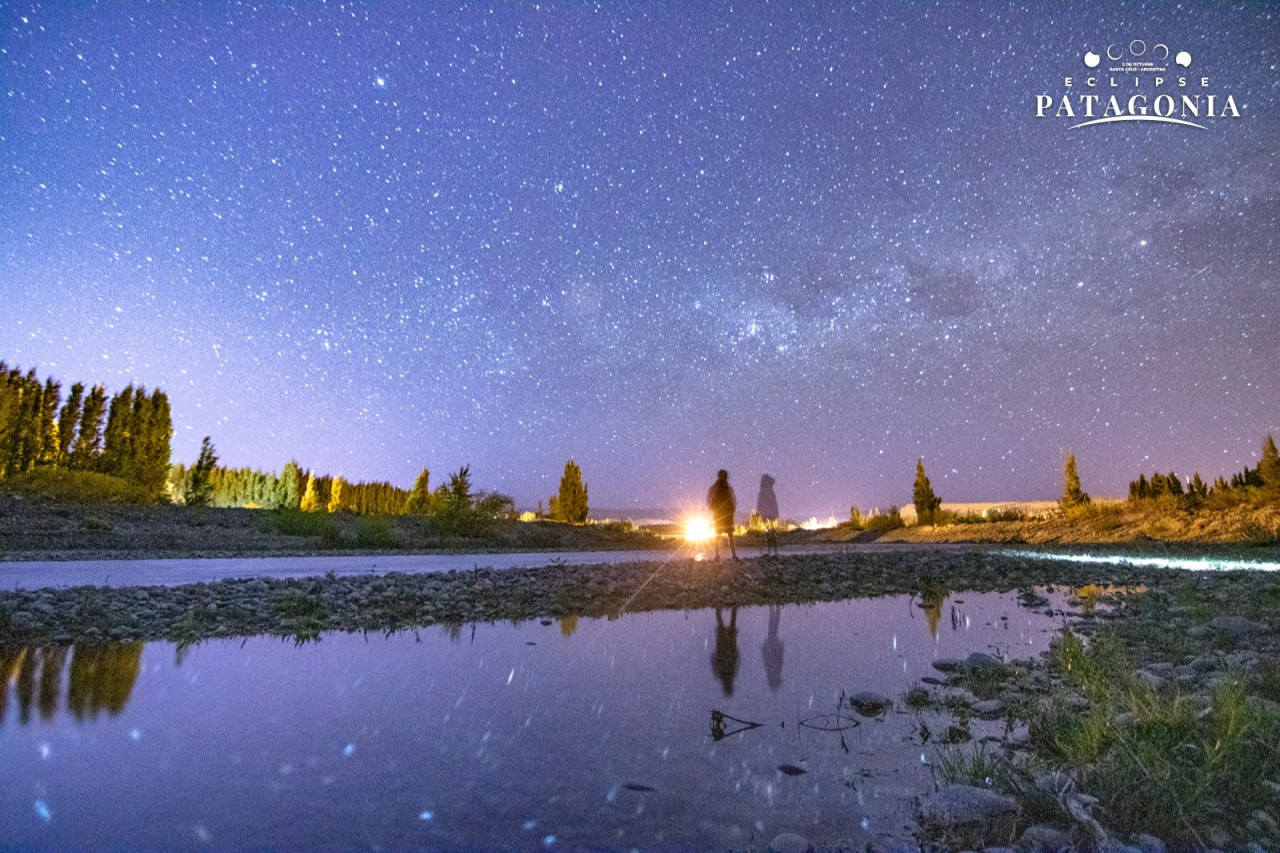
[185, 437, 219, 507]
[405, 468, 432, 514]
[57, 382, 84, 465]
[100, 385, 136, 478]
[70, 385, 107, 470]
[280, 460, 303, 509]
[1060, 453, 1091, 510]
[134, 389, 172, 500]
[912, 458, 942, 525]
[328, 476, 347, 513]
[36, 378, 61, 467]
[300, 473, 322, 512]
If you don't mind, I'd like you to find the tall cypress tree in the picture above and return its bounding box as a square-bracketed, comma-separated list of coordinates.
[552, 459, 589, 523]
[912, 458, 942, 525]
[1260, 434, 1280, 494]
[1060, 453, 1091, 510]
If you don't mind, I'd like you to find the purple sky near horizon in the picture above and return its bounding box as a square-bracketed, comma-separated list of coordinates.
[2, 2, 1277, 518]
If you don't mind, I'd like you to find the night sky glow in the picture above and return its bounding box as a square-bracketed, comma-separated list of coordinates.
[2, 2, 1276, 518]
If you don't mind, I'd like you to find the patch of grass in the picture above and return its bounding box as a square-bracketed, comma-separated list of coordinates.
[1023, 627, 1280, 848]
[270, 509, 337, 538]
[81, 514, 112, 533]
[1241, 520, 1280, 546]
[903, 685, 932, 710]
[273, 588, 330, 641]
[0, 469, 153, 504]
[353, 516, 401, 549]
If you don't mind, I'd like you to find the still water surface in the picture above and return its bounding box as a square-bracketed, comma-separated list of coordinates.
[1, 589, 1072, 851]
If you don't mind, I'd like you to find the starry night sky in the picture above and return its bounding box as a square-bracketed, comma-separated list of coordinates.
[2, 2, 1277, 518]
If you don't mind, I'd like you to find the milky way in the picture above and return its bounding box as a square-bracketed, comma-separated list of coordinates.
[2, 2, 1276, 517]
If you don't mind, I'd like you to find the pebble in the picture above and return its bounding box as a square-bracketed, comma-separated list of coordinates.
[768, 832, 812, 853]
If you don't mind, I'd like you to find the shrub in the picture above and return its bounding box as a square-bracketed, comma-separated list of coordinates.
[353, 516, 401, 549]
[271, 508, 337, 539]
[863, 506, 904, 532]
[0, 469, 153, 504]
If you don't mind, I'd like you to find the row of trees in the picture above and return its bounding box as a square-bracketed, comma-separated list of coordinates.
[170, 456, 417, 515]
[169, 452, 521, 524]
[0, 362, 172, 500]
[1127, 435, 1280, 503]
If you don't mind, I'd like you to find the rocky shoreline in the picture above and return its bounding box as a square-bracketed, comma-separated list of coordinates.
[0, 548, 1223, 646]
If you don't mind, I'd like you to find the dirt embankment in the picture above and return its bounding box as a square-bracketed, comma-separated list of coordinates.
[823, 501, 1280, 548]
[0, 494, 674, 562]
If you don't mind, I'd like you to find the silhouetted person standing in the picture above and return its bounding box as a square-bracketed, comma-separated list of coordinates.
[756, 473, 779, 554]
[707, 469, 738, 560]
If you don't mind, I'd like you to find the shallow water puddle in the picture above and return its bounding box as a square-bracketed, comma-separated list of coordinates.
[0, 589, 1074, 850]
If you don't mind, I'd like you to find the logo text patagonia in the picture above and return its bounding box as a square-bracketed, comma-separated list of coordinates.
[1036, 40, 1242, 129]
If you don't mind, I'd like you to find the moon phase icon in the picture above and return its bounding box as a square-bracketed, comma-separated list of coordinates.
[1084, 51, 1101, 68]
[1152, 43, 1170, 61]
[1106, 44, 1122, 61]
[1129, 39, 1146, 57]
[1176, 51, 1192, 68]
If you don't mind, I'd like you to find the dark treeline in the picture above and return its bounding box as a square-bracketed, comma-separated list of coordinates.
[0, 361, 171, 501]
[1127, 434, 1280, 504]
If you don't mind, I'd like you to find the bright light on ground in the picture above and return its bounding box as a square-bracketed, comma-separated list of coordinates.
[1005, 550, 1280, 573]
[683, 515, 715, 542]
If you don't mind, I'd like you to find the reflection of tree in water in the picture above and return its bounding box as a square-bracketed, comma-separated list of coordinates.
[68, 642, 144, 719]
[1, 642, 143, 724]
[761, 605, 784, 691]
[917, 579, 948, 639]
[559, 615, 579, 638]
[710, 607, 739, 697]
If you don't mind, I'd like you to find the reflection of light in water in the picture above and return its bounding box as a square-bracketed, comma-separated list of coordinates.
[1005, 550, 1280, 573]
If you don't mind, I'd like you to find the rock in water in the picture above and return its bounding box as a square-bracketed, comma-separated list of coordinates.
[918, 784, 1016, 830]
[777, 764, 807, 776]
[965, 652, 1005, 675]
[848, 691, 892, 716]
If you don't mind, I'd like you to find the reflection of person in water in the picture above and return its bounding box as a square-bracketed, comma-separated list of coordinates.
[761, 604, 784, 691]
[710, 607, 740, 696]
[756, 474, 779, 554]
[707, 469, 739, 561]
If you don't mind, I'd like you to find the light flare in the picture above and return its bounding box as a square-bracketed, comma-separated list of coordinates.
[683, 514, 715, 543]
